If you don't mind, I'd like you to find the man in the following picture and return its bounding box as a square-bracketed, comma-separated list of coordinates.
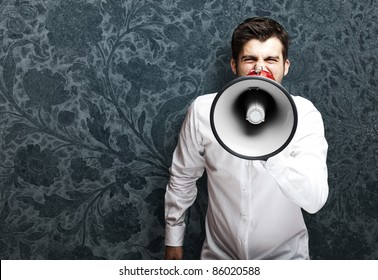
[164, 17, 328, 260]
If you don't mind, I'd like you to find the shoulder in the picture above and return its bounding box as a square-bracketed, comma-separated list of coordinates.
[291, 95, 325, 137]
[188, 93, 217, 114]
[291, 95, 322, 118]
[192, 93, 217, 106]
[292, 95, 317, 110]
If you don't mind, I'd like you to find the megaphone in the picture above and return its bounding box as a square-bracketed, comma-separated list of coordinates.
[210, 76, 297, 160]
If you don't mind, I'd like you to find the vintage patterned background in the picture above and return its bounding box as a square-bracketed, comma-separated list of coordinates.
[0, 0, 377, 259]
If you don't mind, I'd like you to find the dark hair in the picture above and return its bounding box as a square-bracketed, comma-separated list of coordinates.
[231, 17, 289, 61]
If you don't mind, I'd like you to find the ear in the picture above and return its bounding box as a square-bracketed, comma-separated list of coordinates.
[230, 58, 237, 75]
[284, 59, 290, 76]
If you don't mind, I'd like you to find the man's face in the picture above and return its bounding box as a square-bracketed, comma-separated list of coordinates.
[230, 37, 290, 84]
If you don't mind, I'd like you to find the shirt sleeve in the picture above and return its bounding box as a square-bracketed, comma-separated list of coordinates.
[164, 99, 205, 246]
[263, 98, 329, 214]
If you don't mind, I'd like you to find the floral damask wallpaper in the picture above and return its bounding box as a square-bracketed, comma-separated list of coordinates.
[0, 0, 377, 259]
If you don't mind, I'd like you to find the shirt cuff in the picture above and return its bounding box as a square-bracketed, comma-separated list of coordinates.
[165, 224, 186, 247]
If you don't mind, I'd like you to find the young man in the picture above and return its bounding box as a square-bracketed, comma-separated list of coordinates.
[164, 17, 328, 260]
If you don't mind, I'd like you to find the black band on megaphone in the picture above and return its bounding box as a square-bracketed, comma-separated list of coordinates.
[210, 76, 298, 160]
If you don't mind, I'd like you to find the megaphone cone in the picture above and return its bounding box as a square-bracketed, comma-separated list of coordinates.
[210, 76, 297, 160]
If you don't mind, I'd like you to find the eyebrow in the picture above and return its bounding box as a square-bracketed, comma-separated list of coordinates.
[240, 55, 280, 61]
[240, 55, 257, 60]
[265, 56, 280, 60]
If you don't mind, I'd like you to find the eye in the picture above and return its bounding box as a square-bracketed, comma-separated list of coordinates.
[243, 59, 256, 65]
[266, 57, 279, 63]
[241, 56, 256, 63]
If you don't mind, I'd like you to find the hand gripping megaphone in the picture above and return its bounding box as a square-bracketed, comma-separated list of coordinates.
[210, 76, 297, 160]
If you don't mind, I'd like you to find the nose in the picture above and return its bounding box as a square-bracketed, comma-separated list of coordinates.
[248, 63, 275, 80]
[254, 65, 264, 74]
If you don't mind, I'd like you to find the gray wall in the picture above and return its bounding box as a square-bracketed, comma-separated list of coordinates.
[0, 0, 377, 259]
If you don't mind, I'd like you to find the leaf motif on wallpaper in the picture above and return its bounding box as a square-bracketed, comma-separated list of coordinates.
[144, 186, 166, 227]
[0, 201, 10, 233]
[21, 194, 87, 219]
[89, 221, 101, 247]
[49, 245, 105, 260]
[151, 88, 196, 157]
[123, 251, 143, 260]
[2, 51, 16, 92]
[163, 24, 185, 44]
[57, 220, 83, 236]
[23, 232, 46, 242]
[144, 34, 162, 60]
[87, 102, 111, 148]
[16, 39, 50, 61]
[4, 123, 37, 145]
[101, 0, 126, 30]
[19, 240, 32, 259]
[131, 1, 170, 27]
[137, 110, 146, 133]
[144, 188, 165, 207]
[147, 236, 164, 254]
[2, 39, 49, 93]
[360, 181, 378, 218]
[126, 84, 141, 108]
[15, 221, 36, 233]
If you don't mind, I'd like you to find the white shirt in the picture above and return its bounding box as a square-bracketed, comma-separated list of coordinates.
[165, 93, 328, 259]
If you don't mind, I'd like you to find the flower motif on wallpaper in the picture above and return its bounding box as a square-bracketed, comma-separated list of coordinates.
[45, 0, 103, 57]
[98, 153, 115, 169]
[0, 0, 279, 260]
[6, 16, 27, 36]
[23, 69, 71, 112]
[116, 167, 147, 190]
[70, 157, 100, 183]
[177, 0, 206, 12]
[102, 203, 141, 244]
[300, 1, 346, 25]
[163, 23, 214, 69]
[116, 57, 167, 108]
[115, 135, 136, 164]
[48, 244, 105, 260]
[17, 2, 39, 21]
[57, 110, 75, 127]
[13, 144, 60, 188]
[4, 2, 42, 39]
